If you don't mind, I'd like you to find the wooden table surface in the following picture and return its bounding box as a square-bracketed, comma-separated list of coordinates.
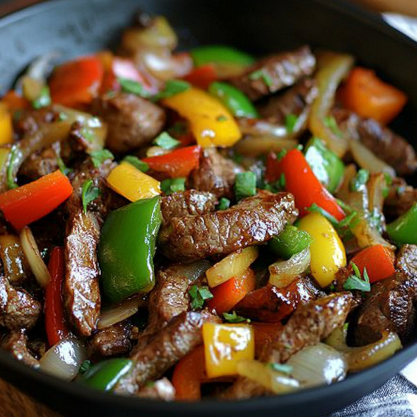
[0, 0, 415, 416]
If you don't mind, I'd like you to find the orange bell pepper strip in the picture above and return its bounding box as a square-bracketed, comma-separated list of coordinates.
[182, 64, 217, 90]
[142, 145, 201, 178]
[349, 244, 395, 284]
[275, 149, 345, 221]
[0, 103, 13, 145]
[0, 170, 73, 231]
[49, 56, 104, 108]
[45, 247, 69, 346]
[206, 268, 256, 315]
[162, 87, 241, 148]
[1, 90, 29, 112]
[172, 345, 206, 400]
[340, 67, 407, 125]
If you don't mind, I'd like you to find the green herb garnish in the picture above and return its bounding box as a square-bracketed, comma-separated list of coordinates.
[235, 172, 257, 201]
[118, 78, 151, 98]
[57, 156, 72, 176]
[269, 363, 293, 375]
[81, 180, 100, 214]
[223, 311, 250, 323]
[324, 116, 343, 137]
[79, 360, 92, 375]
[6, 145, 20, 190]
[285, 114, 298, 133]
[161, 177, 186, 195]
[90, 149, 114, 168]
[218, 197, 231, 211]
[189, 285, 214, 310]
[217, 115, 228, 122]
[123, 155, 149, 172]
[153, 132, 181, 150]
[351, 169, 370, 192]
[32, 86, 51, 109]
[249, 69, 273, 87]
[152, 80, 191, 101]
[343, 262, 371, 292]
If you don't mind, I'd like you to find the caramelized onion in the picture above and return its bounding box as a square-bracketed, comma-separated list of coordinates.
[98, 297, 145, 330]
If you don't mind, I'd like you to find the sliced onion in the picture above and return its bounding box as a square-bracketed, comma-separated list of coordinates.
[286, 343, 347, 387]
[98, 296, 145, 330]
[350, 140, 396, 178]
[0, 234, 30, 285]
[20, 227, 50, 288]
[146, 146, 170, 157]
[325, 327, 403, 372]
[39, 337, 86, 381]
[236, 360, 300, 394]
[234, 136, 298, 157]
[269, 248, 310, 288]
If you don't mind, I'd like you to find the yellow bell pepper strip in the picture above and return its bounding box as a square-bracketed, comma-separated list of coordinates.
[0, 103, 13, 145]
[106, 161, 161, 202]
[162, 87, 241, 148]
[202, 323, 254, 378]
[298, 212, 346, 288]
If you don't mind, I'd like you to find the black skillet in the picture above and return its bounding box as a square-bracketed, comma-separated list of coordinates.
[0, 0, 416, 416]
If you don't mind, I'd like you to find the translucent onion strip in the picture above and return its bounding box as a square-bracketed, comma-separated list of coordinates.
[98, 297, 145, 330]
[20, 226, 50, 288]
[40, 338, 86, 381]
[269, 248, 310, 288]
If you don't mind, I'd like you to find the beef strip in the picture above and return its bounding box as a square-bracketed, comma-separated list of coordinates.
[384, 177, 417, 218]
[64, 160, 115, 337]
[187, 148, 243, 199]
[223, 293, 352, 399]
[159, 191, 298, 263]
[1, 329, 39, 367]
[235, 277, 325, 323]
[136, 378, 175, 401]
[160, 191, 217, 226]
[333, 108, 417, 176]
[354, 245, 417, 346]
[115, 310, 220, 395]
[0, 273, 41, 330]
[257, 77, 318, 125]
[229, 46, 316, 101]
[89, 321, 134, 357]
[91, 93, 166, 153]
[13, 107, 57, 137]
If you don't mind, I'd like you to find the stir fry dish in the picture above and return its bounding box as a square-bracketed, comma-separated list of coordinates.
[1, 11, 416, 401]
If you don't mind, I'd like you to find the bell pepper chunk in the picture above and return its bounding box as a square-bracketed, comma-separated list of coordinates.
[49, 56, 104, 108]
[45, 247, 69, 346]
[203, 323, 254, 378]
[98, 196, 162, 303]
[0, 170, 73, 231]
[106, 162, 161, 202]
[298, 212, 346, 288]
[142, 145, 201, 178]
[0, 103, 13, 145]
[276, 149, 345, 221]
[386, 203, 417, 246]
[268, 225, 313, 260]
[208, 82, 259, 119]
[350, 244, 395, 284]
[183, 64, 218, 90]
[81, 358, 133, 391]
[162, 88, 241, 148]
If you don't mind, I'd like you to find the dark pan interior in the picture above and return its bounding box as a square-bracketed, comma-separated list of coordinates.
[0, 0, 416, 416]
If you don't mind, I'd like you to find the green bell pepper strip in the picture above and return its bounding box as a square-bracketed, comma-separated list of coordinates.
[98, 196, 162, 303]
[304, 137, 345, 193]
[386, 203, 417, 245]
[80, 359, 133, 391]
[190, 45, 255, 67]
[268, 225, 313, 259]
[208, 82, 259, 119]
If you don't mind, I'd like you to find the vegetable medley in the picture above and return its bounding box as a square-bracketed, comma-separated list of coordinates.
[1, 10, 417, 400]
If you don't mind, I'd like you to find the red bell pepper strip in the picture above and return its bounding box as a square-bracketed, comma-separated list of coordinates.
[274, 149, 345, 221]
[45, 247, 69, 346]
[1, 90, 29, 112]
[0, 170, 73, 231]
[350, 244, 395, 284]
[183, 64, 217, 90]
[49, 56, 104, 108]
[172, 345, 206, 400]
[206, 268, 256, 315]
[142, 145, 201, 178]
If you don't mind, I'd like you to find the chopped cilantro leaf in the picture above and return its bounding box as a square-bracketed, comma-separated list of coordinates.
[118, 77, 151, 98]
[188, 285, 213, 310]
[277, 149, 287, 161]
[235, 172, 257, 201]
[223, 311, 250, 323]
[343, 262, 371, 292]
[32, 86, 51, 109]
[123, 155, 149, 172]
[218, 197, 231, 211]
[285, 114, 298, 133]
[81, 180, 100, 214]
[307, 203, 338, 226]
[152, 80, 191, 101]
[57, 156, 72, 175]
[324, 116, 343, 137]
[269, 363, 293, 375]
[153, 132, 181, 150]
[249, 69, 273, 87]
[351, 169, 370, 192]
[90, 149, 114, 168]
[161, 177, 186, 195]
[279, 173, 286, 190]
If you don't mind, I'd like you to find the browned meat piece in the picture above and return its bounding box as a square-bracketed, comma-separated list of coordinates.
[235, 278, 324, 323]
[0, 274, 41, 330]
[229, 46, 316, 101]
[159, 191, 298, 263]
[13, 107, 57, 136]
[89, 321, 134, 357]
[91, 93, 166, 153]
[68, 120, 107, 154]
[354, 245, 417, 346]
[115, 310, 220, 394]
[161, 191, 217, 226]
[187, 148, 243, 199]
[384, 177, 417, 218]
[333, 108, 417, 176]
[64, 160, 115, 337]
[258, 77, 318, 125]
[136, 378, 175, 401]
[1, 330, 39, 367]
[223, 293, 352, 399]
